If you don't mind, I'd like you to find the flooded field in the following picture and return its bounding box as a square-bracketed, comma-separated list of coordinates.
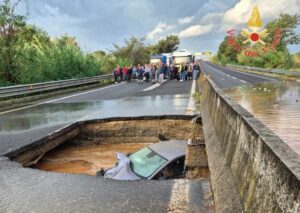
[31, 143, 150, 176]
[224, 80, 300, 155]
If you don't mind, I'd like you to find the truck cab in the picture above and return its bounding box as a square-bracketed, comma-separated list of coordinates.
[150, 53, 173, 65]
[171, 50, 193, 67]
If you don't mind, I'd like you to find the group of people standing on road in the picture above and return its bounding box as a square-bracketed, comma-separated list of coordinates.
[113, 62, 201, 84]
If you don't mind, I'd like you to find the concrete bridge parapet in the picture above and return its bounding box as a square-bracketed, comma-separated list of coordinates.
[200, 76, 300, 212]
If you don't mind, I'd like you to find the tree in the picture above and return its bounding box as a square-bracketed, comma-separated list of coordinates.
[216, 13, 300, 68]
[111, 37, 149, 65]
[110, 35, 181, 65]
[217, 34, 244, 64]
[0, 0, 27, 83]
[93, 50, 106, 56]
[265, 14, 300, 49]
[152, 35, 180, 54]
[264, 13, 300, 68]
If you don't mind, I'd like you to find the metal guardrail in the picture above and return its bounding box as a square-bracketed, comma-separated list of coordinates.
[227, 64, 300, 76]
[0, 74, 113, 99]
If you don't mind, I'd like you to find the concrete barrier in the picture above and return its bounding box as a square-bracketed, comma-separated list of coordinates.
[200, 76, 300, 212]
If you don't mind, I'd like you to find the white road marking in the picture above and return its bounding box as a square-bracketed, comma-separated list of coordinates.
[142, 83, 161, 91]
[45, 82, 127, 103]
[231, 68, 274, 81]
[240, 80, 247, 83]
[0, 82, 127, 115]
[212, 62, 274, 81]
[205, 62, 275, 83]
[185, 80, 196, 115]
[0, 104, 41, 115]
[232, 76, 237, 79]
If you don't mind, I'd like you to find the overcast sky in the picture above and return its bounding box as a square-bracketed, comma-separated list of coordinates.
[19, 0, 300, 53]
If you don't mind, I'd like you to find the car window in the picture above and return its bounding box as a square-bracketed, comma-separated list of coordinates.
[129, 147, 167, 178]
[153, 157, 185, 180]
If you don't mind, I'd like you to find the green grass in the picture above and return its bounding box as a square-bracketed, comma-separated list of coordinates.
[292, 54, 300, 71]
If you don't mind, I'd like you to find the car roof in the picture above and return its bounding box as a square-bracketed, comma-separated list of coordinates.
[148, 140, 187, 161]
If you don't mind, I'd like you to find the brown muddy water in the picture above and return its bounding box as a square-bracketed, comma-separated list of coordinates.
[224, 81, 300, 155]
[24, 117, 209, 179]
[31, 143, 150, 176]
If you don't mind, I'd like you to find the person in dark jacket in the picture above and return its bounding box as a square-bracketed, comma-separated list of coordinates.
[186, 63, 193, 80]
[193, 62, 201, 80]
[144, 64, 151, 82]
[137, 64, 144, 84]
[113, 66, 119, 83]
[127, 65, 133, 82]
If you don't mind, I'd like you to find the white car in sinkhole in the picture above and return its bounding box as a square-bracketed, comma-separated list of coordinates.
[97, 140, 187, 180]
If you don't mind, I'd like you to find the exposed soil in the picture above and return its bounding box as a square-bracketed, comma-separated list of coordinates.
[31, 143, 150, 176]
[25, 117, 208, 180]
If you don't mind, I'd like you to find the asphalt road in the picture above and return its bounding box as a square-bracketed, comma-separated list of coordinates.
[0, 79, 216, 213]
[0, 63, 274, 212]
[0, 80, 193, 155]
[0, 157, 213, 213]
[200, 61, 275, 89]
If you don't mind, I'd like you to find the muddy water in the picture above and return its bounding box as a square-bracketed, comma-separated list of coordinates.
[31, 143, 150, 176]
[224, 81, 300, 155]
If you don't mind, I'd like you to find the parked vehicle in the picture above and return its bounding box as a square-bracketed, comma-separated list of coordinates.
[149, 53, 172, 65]
[172, 50, 193, 66]
[97, 140, 186, 180]
[150, 54, 167, 65]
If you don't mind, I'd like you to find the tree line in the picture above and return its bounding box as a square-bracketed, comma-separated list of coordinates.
[0, 0, 180, 86]
[214, 13, 300, 69]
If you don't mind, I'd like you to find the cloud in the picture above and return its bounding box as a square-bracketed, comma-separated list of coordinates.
[43, 4, 60, 16]
[222, 0, 253, 27]
[201, 12, 223, 24]
[178, 16, 195, 25]
[179, 24, 214, 38]
[222, 0, 300, 29]
[22, 0, 300, 53]
[147, 22, 175, 40]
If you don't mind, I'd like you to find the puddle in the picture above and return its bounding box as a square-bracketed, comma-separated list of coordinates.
[31, 143, 150, 176]
[0, 95, 190, 132]
[224, 81, 300, 155]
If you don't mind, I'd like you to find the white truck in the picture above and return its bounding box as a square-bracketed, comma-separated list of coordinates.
[149, 53, 172, 65]
[171, 50, 193, 66]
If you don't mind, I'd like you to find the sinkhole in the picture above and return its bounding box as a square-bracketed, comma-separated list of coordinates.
[8, 115, 210, 180]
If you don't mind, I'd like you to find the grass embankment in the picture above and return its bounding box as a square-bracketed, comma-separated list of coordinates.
[292, 54, 300, 71]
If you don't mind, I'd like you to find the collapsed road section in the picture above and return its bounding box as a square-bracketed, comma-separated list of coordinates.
[7, 115, 203, 171]
[9, 115, 209, 180]
[1, 76, 299, 212]
[0, 115, 215, 212]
